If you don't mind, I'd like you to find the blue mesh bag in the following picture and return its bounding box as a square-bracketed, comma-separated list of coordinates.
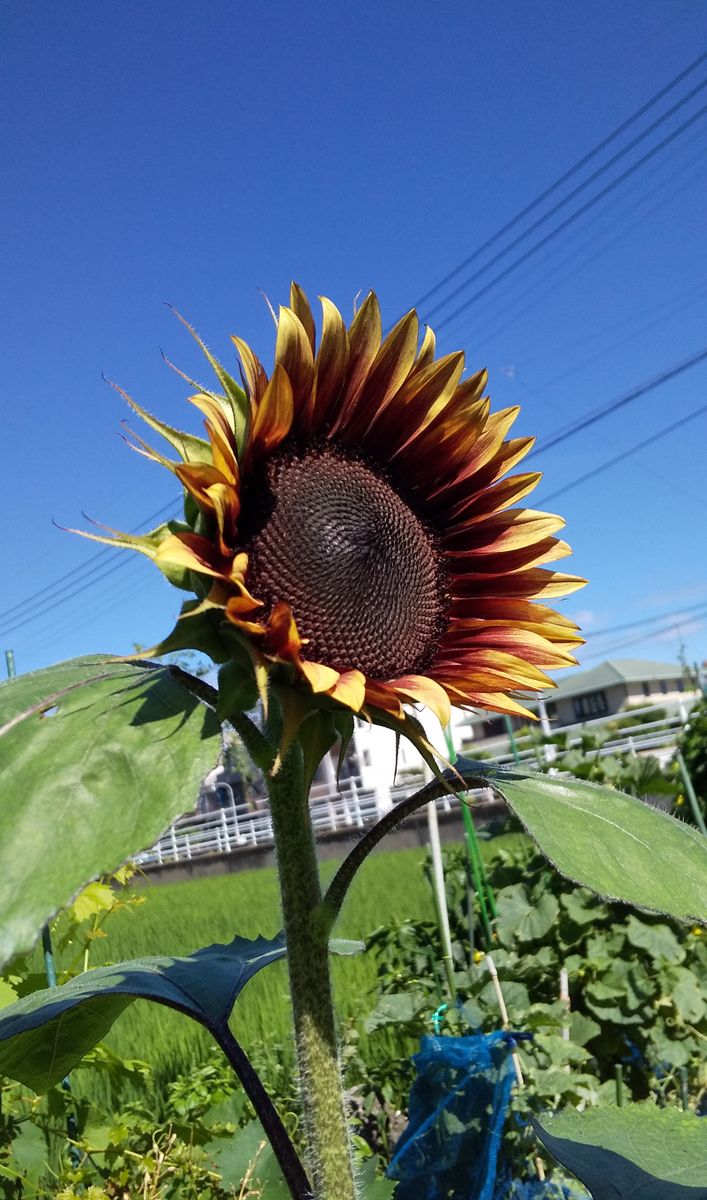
[387, 1031, 519, 1200]
[495, 1175, 586, 1199]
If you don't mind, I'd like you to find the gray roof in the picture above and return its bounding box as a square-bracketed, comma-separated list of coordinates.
[545, 658, 683, 701]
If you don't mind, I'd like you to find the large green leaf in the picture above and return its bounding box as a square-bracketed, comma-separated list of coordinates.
[324, 761, 707, 933]
[0, 656, 219, 966]
[535, 1104, 707, 1198]
[0, 934, 286, 1092]
[478, 766, 707, 924]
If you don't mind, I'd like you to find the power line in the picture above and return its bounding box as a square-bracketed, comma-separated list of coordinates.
[439, 135, 707, 353]
[0, 498, 180, 634]
[581, 608, 707, 661]
[513, 282, 707, 405]
[586, 599, 707, 640]
[424, 76, 707, 324]
[412, 51, 707, 312]
[431, 101, 707, 334]
[536, 400, 707, 506]
[526, 346, 707, 462]
[10, 566, 160, 666]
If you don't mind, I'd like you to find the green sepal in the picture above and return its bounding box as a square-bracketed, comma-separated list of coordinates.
[151, 600, 237, 666]
[299, 710, 339, 794]
[159, 520, 205, 590]
[123, 393, 211, 464]
[333, 711, 355, 785]
[170, 309, 250, 459]
[218, 657, 259, 719]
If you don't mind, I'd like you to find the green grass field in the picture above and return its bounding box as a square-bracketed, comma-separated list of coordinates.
[79, 843, 439, 1104]
[73, 832, 527, 1108]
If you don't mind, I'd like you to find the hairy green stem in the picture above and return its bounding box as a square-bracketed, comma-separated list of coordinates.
[267, 746, 356, 1200]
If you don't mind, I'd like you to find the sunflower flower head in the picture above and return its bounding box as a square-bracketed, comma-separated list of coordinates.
[81, 285, 585, 735]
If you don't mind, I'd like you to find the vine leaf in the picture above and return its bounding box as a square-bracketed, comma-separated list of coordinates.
[0, 655, 220, 969]
[534, 1103, 707, 1198]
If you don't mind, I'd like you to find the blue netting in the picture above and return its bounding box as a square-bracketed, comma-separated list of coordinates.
[495, 1180, 582, 1199]
[387, 1031, 519, 1200]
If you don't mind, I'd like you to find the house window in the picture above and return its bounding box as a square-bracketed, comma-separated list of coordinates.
[677, 679, 685, 693]
[642, 681, 651, 697]
[659, 680, 668, 694]
[573, 690, 609, 720]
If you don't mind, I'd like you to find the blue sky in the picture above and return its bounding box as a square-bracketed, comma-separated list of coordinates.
[2, 0, 707, 683]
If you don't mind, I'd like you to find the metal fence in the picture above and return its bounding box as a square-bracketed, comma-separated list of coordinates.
[135, 701, 691, 869]
[486, 700, 692, 768]
[134, 773, 469, 868]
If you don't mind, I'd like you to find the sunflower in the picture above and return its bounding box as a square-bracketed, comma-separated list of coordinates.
[85, 284, 584, 728]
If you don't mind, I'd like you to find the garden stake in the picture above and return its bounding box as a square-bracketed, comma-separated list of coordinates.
[464, 823, 494, 948]
[559, 967, 571, 1042]
[463, 803, 497, 921]
[485, 955, 549, 1183]
[444, 725, 497, 945]
[503, 715, 522, 765]
[676, 750, 707, 836]
[484, 955, 524, 1088]
[426, 800, 457, 1002]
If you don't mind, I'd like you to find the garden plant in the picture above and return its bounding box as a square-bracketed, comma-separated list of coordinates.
[0, 285, 706, 1199]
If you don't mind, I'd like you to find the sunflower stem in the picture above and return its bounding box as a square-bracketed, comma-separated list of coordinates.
[267, 741, 357, 1200]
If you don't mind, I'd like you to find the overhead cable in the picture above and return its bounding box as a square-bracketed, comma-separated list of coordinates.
[425, 77, 707, 324]
[412, 51, 707, 312]
[526, 347, 707, 462]
[431, 102, 707, 333]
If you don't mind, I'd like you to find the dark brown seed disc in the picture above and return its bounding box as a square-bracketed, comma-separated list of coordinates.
[242, 447, 448, 679]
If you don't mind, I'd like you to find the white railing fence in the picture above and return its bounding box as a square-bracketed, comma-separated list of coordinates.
[135, 773, 481, 869]
[136, 700, 691, 870]
[482, 699, 694, 768]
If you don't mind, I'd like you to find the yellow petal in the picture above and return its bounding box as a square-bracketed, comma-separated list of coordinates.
[301, 660, 341, 693]
[328, 669, 366, 712]
[391, 675, 451, 727]
[305, 296, 350, 433]
[250, 364, 294, 455]
[276, 306, 315, 417]
[289, 282, 316, 352]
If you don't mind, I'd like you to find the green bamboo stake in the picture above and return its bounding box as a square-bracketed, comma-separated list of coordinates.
[462, 809, 494, 947]
[503, 714, 522, 764]
[444, 725, 496, 942]
[676, 750, 707, 837]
